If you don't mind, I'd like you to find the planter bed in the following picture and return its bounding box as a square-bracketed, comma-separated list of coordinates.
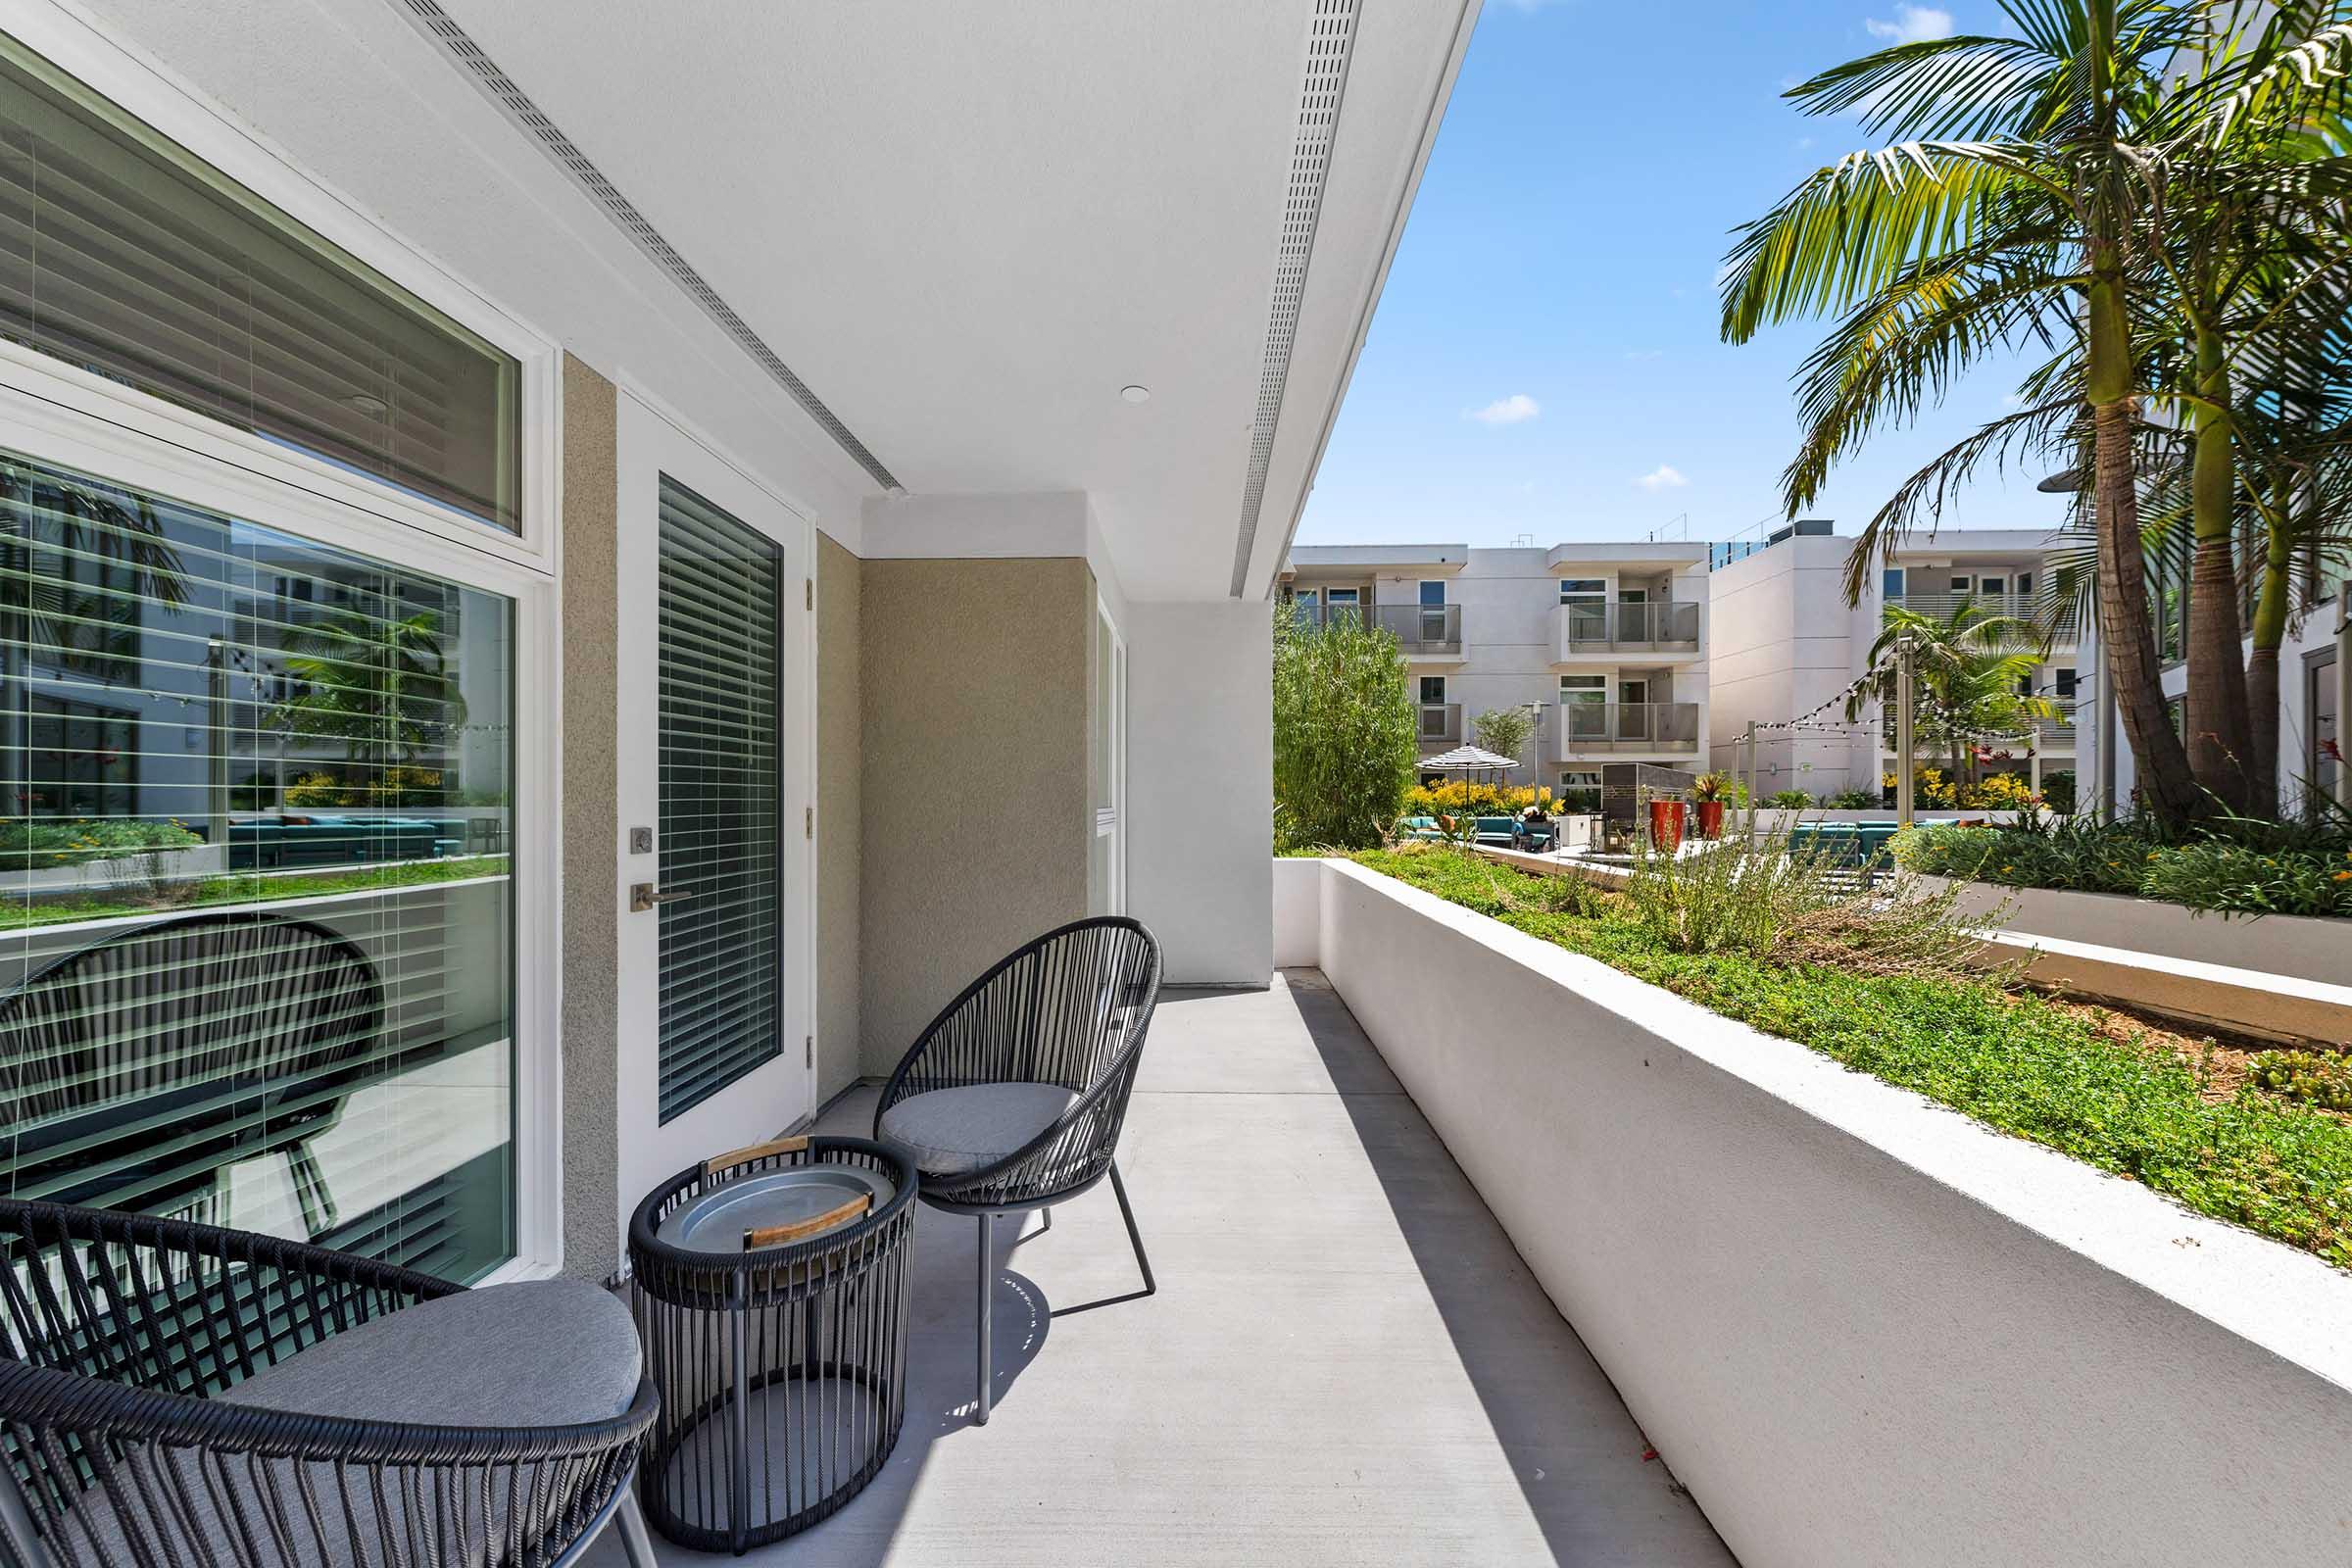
[1272, 852, 2352, 1568]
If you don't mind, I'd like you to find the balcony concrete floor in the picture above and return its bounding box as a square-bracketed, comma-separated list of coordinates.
[592, 972, 1733, 1566]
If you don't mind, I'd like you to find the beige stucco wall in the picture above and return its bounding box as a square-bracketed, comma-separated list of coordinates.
[858, 556, 1093, 1073]
[556, 353, 620, 1282]
[816, 530, 863, 1101]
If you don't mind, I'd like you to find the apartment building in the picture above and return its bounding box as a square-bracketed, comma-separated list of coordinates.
[1706, 524, 2084, 802]
[1283, 541, 1711, 801]
[1289, 521, 2349, 816]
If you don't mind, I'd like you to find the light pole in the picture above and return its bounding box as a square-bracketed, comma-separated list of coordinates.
[1894, 631, 1916, 829]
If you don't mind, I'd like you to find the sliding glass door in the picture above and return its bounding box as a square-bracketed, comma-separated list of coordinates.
[0, 449, 518, 1281]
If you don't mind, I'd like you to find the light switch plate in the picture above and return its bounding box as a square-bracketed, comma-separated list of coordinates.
[629, 826, 653, 854]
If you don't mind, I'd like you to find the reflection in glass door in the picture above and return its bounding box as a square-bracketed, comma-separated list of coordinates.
[0, 448, 518, 1282]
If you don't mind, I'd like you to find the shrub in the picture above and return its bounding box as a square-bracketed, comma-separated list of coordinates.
[2247, 1050, 2352, 1113]
[1956, 772, 2036, 811]
[1884, 766, 1958, 807]
[1618, 833, 1982, 973]
[1890, 815, 2352, 917]
[1766, 788, 1814, 808]
[1828, 787, 1880, 808]
[0, 818, 203, 870]
[2040, 769, 2078, 814]
[1402, 782, 1558, 820]
[1272, 611, 1416, 850]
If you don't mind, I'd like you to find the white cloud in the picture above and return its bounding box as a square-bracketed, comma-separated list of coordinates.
[1796, 134, 1816, 150]
[1635, 465, 1689, 492]
[1863, 5, 1952, 44]
[1466, 394, 1541, 425]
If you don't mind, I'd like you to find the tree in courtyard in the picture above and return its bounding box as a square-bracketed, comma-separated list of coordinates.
[1472, 706, 1536, 768]
[1272, 609, 1416, 851]
[270, 610, 464, 780]
[1721, 0, 2352, 826]
[1846, 598, 2057, 787]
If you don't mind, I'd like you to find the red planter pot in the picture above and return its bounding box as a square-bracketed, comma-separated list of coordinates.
[1695, 801, 1726, 840]
[1648, 799, 1687, 854]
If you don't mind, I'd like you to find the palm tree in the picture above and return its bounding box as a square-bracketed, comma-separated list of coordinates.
[1722, 0, 2352, 825]
[1847, 598, 2058, 786]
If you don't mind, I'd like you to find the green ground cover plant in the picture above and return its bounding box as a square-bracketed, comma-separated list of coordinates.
[1890, 814, 2352, 918]
[1346, 844, 2352, 1267]
[0, 855, 510, 932]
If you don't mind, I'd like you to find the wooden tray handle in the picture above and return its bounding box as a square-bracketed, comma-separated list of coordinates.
[702, 1135, 808, 1177]
[742, 1192, 871, 1250]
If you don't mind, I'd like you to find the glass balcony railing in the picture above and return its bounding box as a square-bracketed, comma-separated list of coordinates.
[1558, 600, 1700, 650]
[1558, 701, 1700, 753]
[1290, 602, 1463, 655]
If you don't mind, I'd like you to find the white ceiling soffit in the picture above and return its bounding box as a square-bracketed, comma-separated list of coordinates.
[388, 0, 902, 492]
[1228, 0, 1359, 598]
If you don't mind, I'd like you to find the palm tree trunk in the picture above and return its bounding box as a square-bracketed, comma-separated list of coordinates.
[2090, 398, 2201, 822]
[2083, 0, 2200, 827]
[2183, 323, 2252, 810]
[2245, 510, 2297, 816]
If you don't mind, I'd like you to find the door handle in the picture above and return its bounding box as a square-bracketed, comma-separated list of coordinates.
[629, 883, 697, 913]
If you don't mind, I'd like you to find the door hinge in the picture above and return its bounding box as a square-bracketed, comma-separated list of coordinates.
[805, 1035, 813, 1069]
[806, 577, 813, 612]
[805, 805, 813, 838]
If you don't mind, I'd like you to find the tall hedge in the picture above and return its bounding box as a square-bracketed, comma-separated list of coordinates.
[1271, 610, 1415, 850]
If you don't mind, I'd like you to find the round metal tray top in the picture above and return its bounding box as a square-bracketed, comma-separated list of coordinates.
[658, 1163, 898, 1254]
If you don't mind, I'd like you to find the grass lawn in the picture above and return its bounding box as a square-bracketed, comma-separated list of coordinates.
[1348, 847, 2352, 1269]
[0, 856, 510, 932]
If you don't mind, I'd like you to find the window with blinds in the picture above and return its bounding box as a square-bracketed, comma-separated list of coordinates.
[0, 447, 516, 1283]
[656, 476, 782, 1122]
[0, 34, 522, 531]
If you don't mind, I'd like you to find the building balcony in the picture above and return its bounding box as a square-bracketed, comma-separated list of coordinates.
[1417, 701, 1463, 746]
[1558, 701, 1701, 756]
[1554, 600, 1701, 662]
[1291, 602, 1467, 663]
[1887, 590, 2075, 646]
[574, 977, 1733, 1564]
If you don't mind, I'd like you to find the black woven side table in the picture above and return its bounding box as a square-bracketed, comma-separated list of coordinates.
[629, 1133, 917, 1555]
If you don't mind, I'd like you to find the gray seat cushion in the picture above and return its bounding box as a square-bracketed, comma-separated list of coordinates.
[52, 1282, 641, 1568]
[220, 1277, 642, 1427]
[880, 1082, 1080, 1175]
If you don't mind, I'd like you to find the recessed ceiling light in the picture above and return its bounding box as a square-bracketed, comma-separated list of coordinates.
[1119, 385, 1151, 405]
[344, 393, 388, 417]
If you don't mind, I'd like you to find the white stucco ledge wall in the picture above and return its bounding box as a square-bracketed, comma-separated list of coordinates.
[1916, 872, 2352, 990]
[1279, 856, 2352, 1568]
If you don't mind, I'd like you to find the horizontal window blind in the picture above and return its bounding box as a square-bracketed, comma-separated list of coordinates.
[0, 34, 521, 532]
[657, 477, 782, 1122]
[0, 447, 515, 1283]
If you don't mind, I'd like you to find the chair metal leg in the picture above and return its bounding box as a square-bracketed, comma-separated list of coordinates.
[614, 1491, 660, 1568]
[975, 1211, 994, 1425]
[1108, 1160, 1155, 1297]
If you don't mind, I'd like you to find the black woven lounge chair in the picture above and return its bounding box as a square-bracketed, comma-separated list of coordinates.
[0, 910, 385, 1235]
[874, 915, 1162, 1424]
[0, 1200, 661, 1567]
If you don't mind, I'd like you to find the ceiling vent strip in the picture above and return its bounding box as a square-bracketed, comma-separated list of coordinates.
[390, 0, 902, 492]
[1228, 0, 1359, 598]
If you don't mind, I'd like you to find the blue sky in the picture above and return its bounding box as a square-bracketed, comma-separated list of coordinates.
[1297, 0, 2062, 549]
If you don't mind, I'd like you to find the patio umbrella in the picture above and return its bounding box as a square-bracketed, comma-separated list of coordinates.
[1419, 745, 1520, 783]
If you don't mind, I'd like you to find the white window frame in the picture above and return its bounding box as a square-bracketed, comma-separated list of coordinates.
[1419, 676, 1447, 706]
[0, 380, 564, 1286]
[0, 3, 563, 575]
[0, 9, 567, 1280]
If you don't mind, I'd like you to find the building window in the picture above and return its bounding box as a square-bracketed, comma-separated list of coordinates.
[2055, 666, 2077, 700]
[0, 37, 523, 532]
[0, 447, 517, 1281]
[1883, 567, 1906, 598]
[1418, 580, 1445, 607]
[1558, 578, 1604, 601]
[1419, 676, 1446, 705]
